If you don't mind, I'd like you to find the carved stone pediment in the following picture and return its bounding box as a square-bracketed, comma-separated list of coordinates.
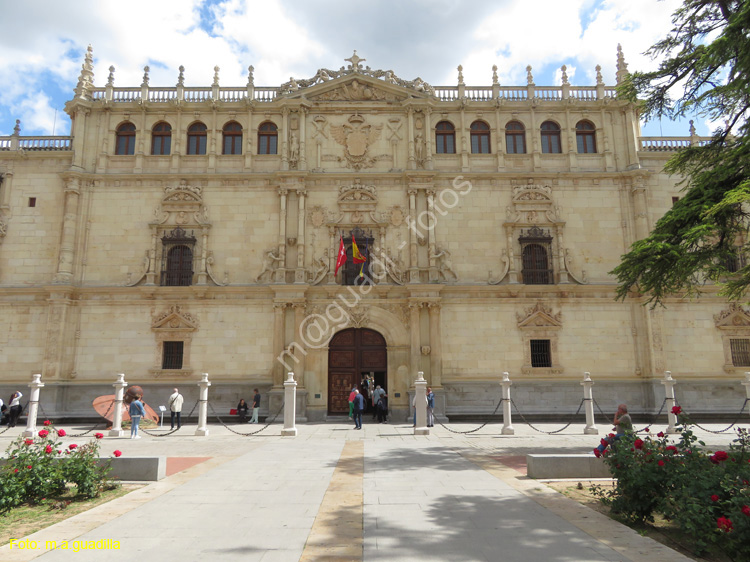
[505, 182, 561, 226]
[715, 304, 750, 329]
[517, 302, 562, 329]
[338, 179, 377, 211]
[512, 183, 552, 203]
[309, 78, 404, 102]
[152, 305, 199, 331]
[152, 181, 210, 227]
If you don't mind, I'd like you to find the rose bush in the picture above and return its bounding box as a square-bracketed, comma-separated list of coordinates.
[593, 412, 750, 559]
[0, 421, 120, 514]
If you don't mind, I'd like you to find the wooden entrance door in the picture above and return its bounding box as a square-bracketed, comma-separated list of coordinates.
[328, 328, 387, 414]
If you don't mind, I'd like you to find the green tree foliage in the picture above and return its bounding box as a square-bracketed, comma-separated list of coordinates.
[612, 0, 750, 305]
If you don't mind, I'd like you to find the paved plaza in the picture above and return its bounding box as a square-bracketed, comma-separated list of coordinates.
[2, 417, 741, 562]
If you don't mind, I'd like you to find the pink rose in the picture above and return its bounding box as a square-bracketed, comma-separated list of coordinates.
[57, 429, 66, 437]
[113, 450, 122, 458]
[38, 429, 49, 438]
[43, 420, 51, 426]
[24, 439, 34, 446]
[45, 445, 53, 454]
[95, 433, 103, 439]
[68, 444, 78, 450]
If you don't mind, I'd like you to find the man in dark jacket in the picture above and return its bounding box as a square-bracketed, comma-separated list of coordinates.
[353, 389, 365, 430]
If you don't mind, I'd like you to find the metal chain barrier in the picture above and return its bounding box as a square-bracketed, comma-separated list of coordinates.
[435, 398, 504, 434]
[139, 398, 201, 437]
[206, 398, 284, 436]
[593, 397, 667, 434]
[677, 397, 750, 434]
[510, 397, 585, 434]
[66, 400, 115, 437]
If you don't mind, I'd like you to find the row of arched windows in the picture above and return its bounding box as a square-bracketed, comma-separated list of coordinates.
[114, 121, 279, 156]
[436, 119, 597, 155]
[115, 119, 597, 156]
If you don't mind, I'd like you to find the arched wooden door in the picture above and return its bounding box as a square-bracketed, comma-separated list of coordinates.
[328, 328, 387, 414]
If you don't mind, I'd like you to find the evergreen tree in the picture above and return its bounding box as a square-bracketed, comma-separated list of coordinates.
[612, 0, 750, 305]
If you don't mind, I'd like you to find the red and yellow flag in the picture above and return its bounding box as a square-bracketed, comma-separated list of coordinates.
[334, 236, 347, 275]
[352, 235, 366, 264]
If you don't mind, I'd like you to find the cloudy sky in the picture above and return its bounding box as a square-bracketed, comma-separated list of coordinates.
[0, 0, 702, 138]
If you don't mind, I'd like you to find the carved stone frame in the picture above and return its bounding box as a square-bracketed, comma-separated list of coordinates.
[517, 302, 563, 375]
[149, 305, 198, 377]
[715, 304, 750, 373]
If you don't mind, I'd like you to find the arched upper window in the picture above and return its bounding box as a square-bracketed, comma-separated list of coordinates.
[576, 120, 597, 154]
[258, 122, 278, 154]
[151, 122, 172, 155]
[222, 121, 243, 155]
[435, 121, 456, 154]
[186, 122, 207, 155]
[505, 121, 526, 154]
[540, 121, 562, 154]
[115, 122, 136, 155]
[470, 121, 490, 154]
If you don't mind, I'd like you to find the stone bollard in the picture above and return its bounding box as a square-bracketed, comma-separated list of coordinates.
[414, 371, 429, 435]
[743, 372, 750, 403]
[662, 371, 679, 434]
[581, 372, 598, 435]
[281, 371, 297, 437]
[501, 372, 514, 435]
[195, 373, 211, 437]
[109, 374, 128, 437]
[22, 374, 45, 438]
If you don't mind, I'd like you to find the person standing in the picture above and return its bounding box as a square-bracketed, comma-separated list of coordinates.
[426, 387, 435, 428]
[169, 388, 184, 430]
[352, 389, 364, 430]
[129, 395, 146, 439]
[250, 388, 261, 423]
[348, 387, 357, 419]
[371, 385, 385, 420]
[8, 391, 23, 428]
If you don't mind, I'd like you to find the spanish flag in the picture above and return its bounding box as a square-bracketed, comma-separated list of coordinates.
[352, 235, 366, 264]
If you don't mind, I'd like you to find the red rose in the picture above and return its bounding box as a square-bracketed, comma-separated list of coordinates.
[26, 465, 32, 469]
[634, 438, 644, 450]
[608, 433, 615, 439]
[95, 433, 103, 439]
[600, 438, 609, 446]
[711, 494, 719, 502]
[666, 445, 678, 453]
[43, 420, 51, 426]
[644, 428, 649, 432]
[717, 517, 733, 532]
[671, 405, 682, 415]
[113, 450, 122, 458]
[45, 445, 53, 454]
[742, 505, 750, 516]
[68, 444, 77, 450]
[24, 439, 34, 446]
[657, 431, 664, 437]
[57, 429, 66, 437]
[713, 451, 729, 462]
[57, 450, 61, 454]
[14, 469, 18, 473]
[658, 460, 665, 466]
[38, 429, 49, 438]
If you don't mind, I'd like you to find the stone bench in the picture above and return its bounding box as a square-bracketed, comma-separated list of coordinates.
[526, 454, 612, 479]
[1, 457, 166, 481]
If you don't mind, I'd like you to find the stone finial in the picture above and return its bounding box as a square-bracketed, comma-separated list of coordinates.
[345, 50, 365, 71]
[526, 65, 534, 85]
[689, 120, 696, 136]
[595, 64, 603, 86]
[561, 65, 569, 86]
[141, 65, 150, 87]
[457, 64, 464, 85]
[75, 44, 95, 99]
[177, 65, 185, 87]
[616, 44, 629, 84]
[213, 65, 220, 87]
[492, 64, 499, 85]
[107, 66, 115, 87]
[13, 119, 20, 136]
[247, 65, 255, 86]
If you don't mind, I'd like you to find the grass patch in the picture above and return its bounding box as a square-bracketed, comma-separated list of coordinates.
[547, 481, 733, 562]
[0, 483, 141, 546]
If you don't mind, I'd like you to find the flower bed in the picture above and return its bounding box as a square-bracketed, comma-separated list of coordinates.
[593, 407, 750, 559]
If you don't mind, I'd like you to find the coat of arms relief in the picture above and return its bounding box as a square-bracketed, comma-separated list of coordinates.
[330, 114, 383, 170]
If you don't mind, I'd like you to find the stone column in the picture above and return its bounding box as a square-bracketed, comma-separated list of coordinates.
[409, 301, 422, 379]
[414, 371, 429, 435]
[22, 374, 45, 438]
[743, 372, 750, 402]
[53, 178, 82, 284]
[426, 189, 437, 282]
[281, 108, 289, 170]
[299, 108, 307, 170]
[292, 303, 306, 387]
[662, 371, 679, 434]
[277, 188, 288, 283]
[407, 108, 416, 169]
[327, 226, 337, 284]
[407, 188, 419, 283]
[556, 225, 568, 284]
[501, 372, 514, 435]
[0, 169, 13, 209]
[632, 178, 650, 241]
[109, 374, 127, 437]
[424, 108, 434, 170]
[197, 227, 209, 285]
[581, 372, 598, 434]
[145, 229, 158, 285]
[195, 372, 211, 436]
[427, 303, 442, 388]
[272, 302, 287, 388]
[282, 371, 298, 436]
[70, 109, 89, 171]
[296, 189, 307, 283]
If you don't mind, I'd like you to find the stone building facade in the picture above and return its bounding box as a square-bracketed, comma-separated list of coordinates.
[0, 47, 745, 422]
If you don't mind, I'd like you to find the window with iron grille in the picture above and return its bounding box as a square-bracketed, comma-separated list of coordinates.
[725, 250, 746, 273]
[730, 339, 750, 366]
[519, 226, 553, 284]
[160, 227, 196, 286]
[530, 339, 552, 368]
[162, 341, 184, 369]
[341, 227, 374, 286]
